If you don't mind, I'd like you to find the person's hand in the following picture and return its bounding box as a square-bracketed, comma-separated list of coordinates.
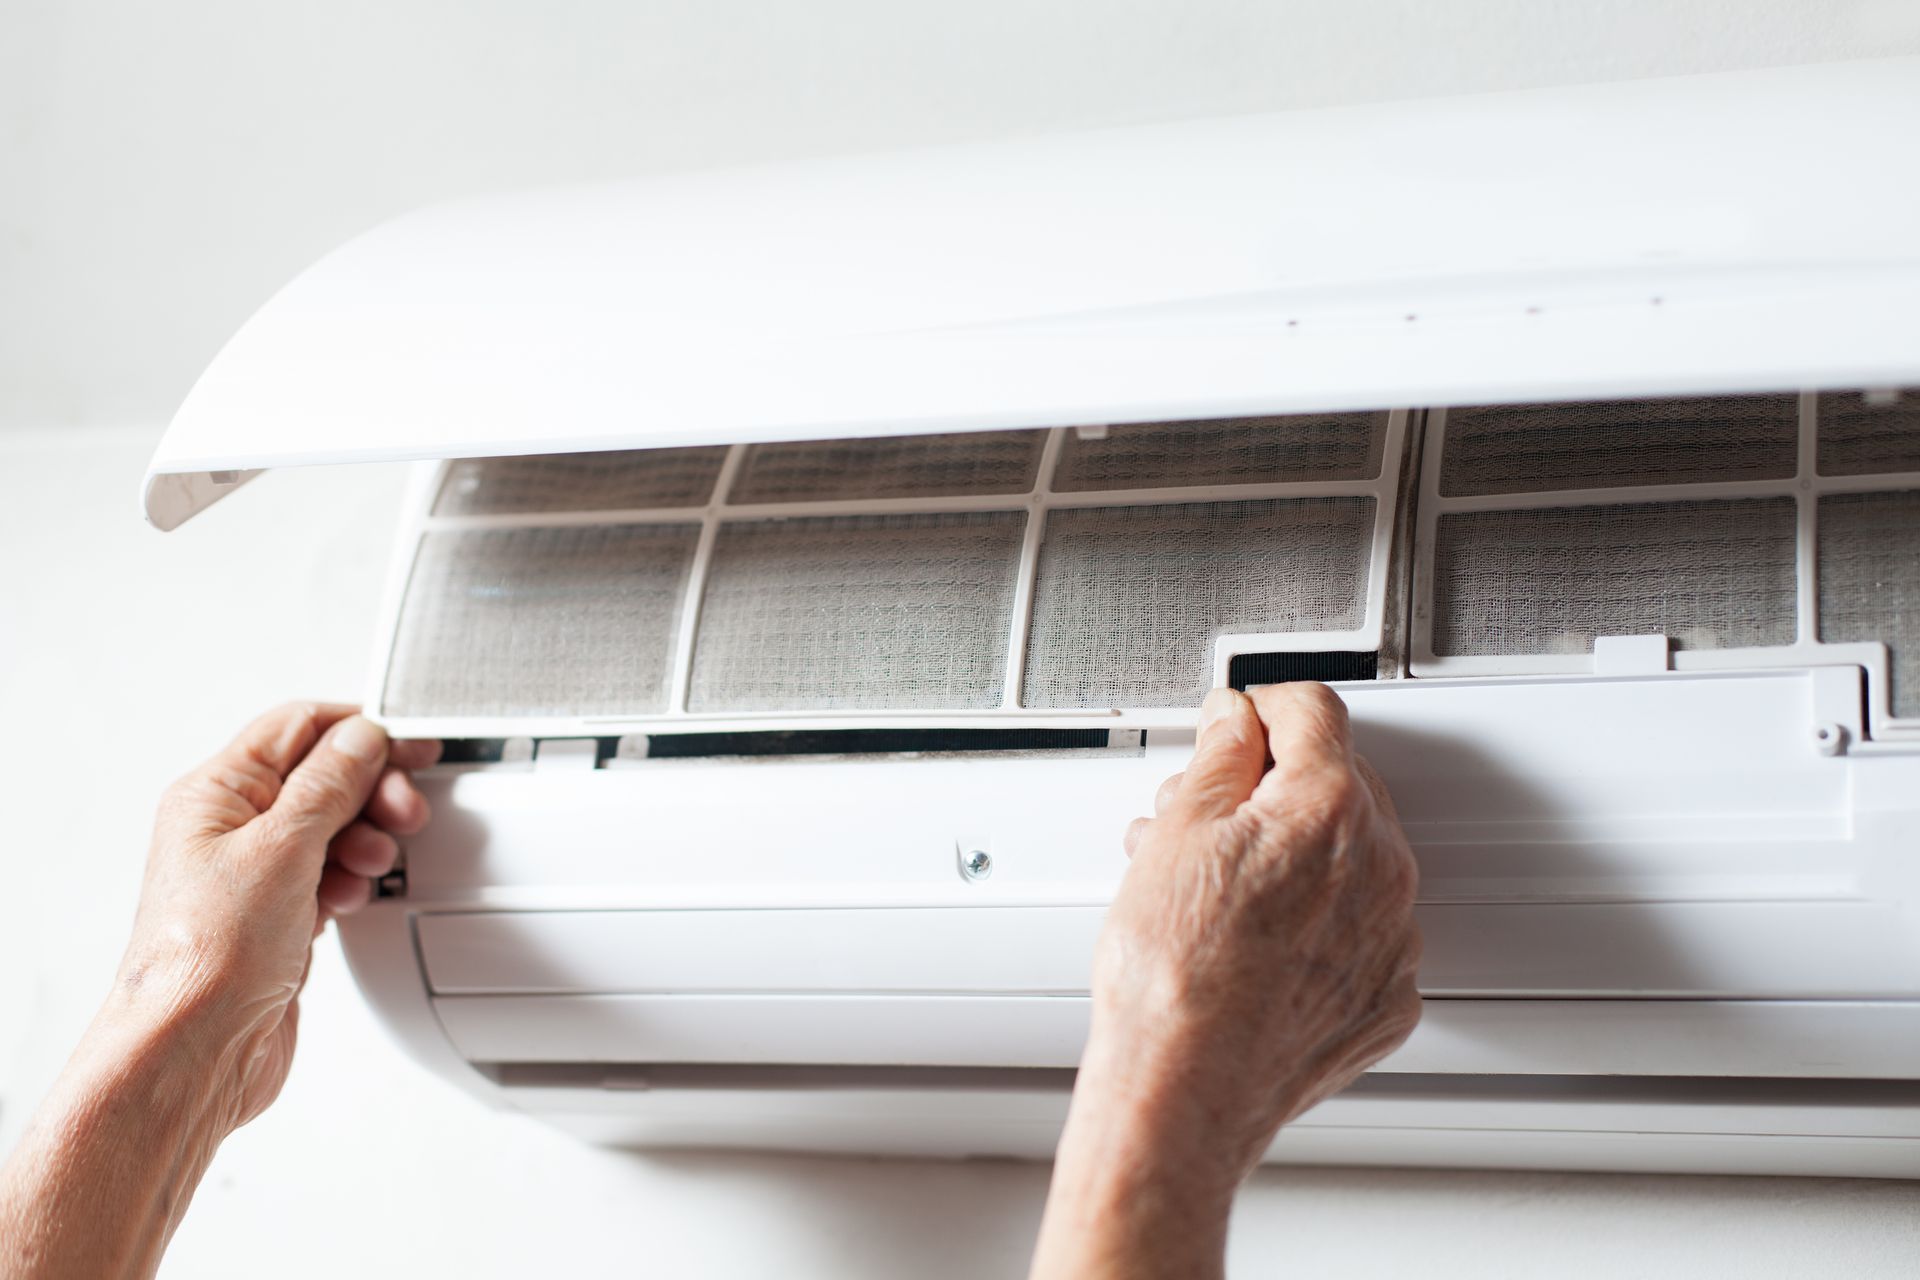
[121, 702, 440, 1129]
[1031, 682, 1421, 1280]
[1, 703, 438, 1280]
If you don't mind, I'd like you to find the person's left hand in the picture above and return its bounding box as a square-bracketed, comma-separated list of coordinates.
[115, 703, 439, 1131]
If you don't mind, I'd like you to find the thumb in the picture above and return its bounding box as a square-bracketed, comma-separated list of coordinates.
[1172, 687, 1266, 822]
[267, 716, 390, 852]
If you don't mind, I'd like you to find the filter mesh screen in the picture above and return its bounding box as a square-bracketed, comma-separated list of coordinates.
[1438, 396, 1799, 496]
[1051, 413, 1386, 492]
[1022, 497, 1375, 709]
[1430, 498, 1797, 656]
[435, 449, 727, 515]
[688, 511, 1026, 712]
[727, 432, 1044, 504]
[1819, 490, 1920, 718]
[1817, 391, 1920, 476]
[384, 524, 700, 716]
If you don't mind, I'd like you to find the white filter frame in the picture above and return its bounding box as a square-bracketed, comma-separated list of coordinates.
[1411, 391, 1920, 741]
[368, 412, 1408, 740]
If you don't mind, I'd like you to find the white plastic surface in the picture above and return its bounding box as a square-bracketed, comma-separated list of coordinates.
[335, 664, 1920, 1172]
[147, 58, 1920, 528]
[504, 1074, 1920, 1177]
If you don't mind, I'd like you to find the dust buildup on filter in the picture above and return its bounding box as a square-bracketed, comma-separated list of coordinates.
[1817, 391, 1920, 477]
[433, 448, 729, 515]
[1819, 490, 1920, 718]
[1438, 396, 1799, 497]
[688, 511, 1027, 711]
[727, 432, 1045, 504]
[1051, 413, 1387, 492]
[383, 524, 700, 716]
[1429, 498, 1797, 657]
[1022, 497, 1376, 709]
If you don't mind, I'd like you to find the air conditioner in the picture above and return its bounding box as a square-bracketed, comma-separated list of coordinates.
[144, 59, 1920, 1177]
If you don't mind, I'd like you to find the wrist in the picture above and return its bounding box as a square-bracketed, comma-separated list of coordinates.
[1064, 1029, 1249, 1209]
[82, 949, 257, 1150]
[1029, 1031, 1245, 1280]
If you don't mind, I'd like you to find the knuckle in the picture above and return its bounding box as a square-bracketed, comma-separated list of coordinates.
[284, 769, 357, 822]
[1313, 766, 1364, 816]
[277, 699, 326, 728]
[1293, 680, 1347, 717]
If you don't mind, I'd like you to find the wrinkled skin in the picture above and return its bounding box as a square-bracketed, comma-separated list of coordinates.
[0, 704, 438, 1280]
[126, 703, 440, 1130]
[1031, 682, 1422, 1280]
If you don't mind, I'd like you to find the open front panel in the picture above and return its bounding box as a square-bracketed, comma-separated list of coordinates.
[374, 390, 1920, 741]
[376, 411, 1402, 731]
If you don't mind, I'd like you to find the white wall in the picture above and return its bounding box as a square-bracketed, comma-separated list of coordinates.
[8, 3, 1920, 1274]
[5, 0, 1920, 430]
[5, 429, 1920, 1277]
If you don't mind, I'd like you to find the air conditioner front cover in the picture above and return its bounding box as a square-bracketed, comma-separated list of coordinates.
[143, 58, 1920, 1178]
[144, 58, 1920, 528]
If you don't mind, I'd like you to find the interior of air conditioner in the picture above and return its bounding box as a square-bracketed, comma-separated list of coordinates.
[371, 391, 1920, 743]
[317, 388, 1920, 1176]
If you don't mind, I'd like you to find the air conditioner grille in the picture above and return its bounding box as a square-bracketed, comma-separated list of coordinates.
[385, 524, 700, 716]
[728, 432, 1045, 504]
[1818, 490, 1920, 717]
[1051, 413, 1385, 492]
[687, 511, 1026, 712]
[1022, 497, 1375, 709]
[1430, 498, 1798, 657]
[433, 448, 728, 516]
[1438, 396, 1799, 497]
[1816, 391, 1920, 477]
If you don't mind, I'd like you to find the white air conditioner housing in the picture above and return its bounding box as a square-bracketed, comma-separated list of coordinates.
[147, 59, 1920, 1177]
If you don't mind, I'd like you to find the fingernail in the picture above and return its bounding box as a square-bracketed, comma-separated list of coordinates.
[1198, 686, 1239, 737]
[331, 716, 388, 763]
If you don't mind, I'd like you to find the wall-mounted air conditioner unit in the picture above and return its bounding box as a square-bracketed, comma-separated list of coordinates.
[145, 58, 1920, 1177]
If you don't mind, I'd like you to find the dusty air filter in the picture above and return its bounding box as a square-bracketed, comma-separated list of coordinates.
[381, 414, 1397, 723]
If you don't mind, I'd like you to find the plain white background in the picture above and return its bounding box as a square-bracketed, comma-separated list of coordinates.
[7, 3, 1920, 1275]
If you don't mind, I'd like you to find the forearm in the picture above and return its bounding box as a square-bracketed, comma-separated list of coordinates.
[0, 997, 229, 1280]
[1030, 1035, 1244, 1280]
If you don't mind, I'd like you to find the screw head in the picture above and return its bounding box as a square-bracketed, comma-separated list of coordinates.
[961, 848, 993, 881]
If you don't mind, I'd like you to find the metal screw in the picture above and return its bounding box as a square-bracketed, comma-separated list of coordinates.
[961, 849, 993, 881]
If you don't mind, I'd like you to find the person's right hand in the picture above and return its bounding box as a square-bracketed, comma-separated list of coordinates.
[0, 703, 440, 1280]
[1031, 681, 1421, 1280]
